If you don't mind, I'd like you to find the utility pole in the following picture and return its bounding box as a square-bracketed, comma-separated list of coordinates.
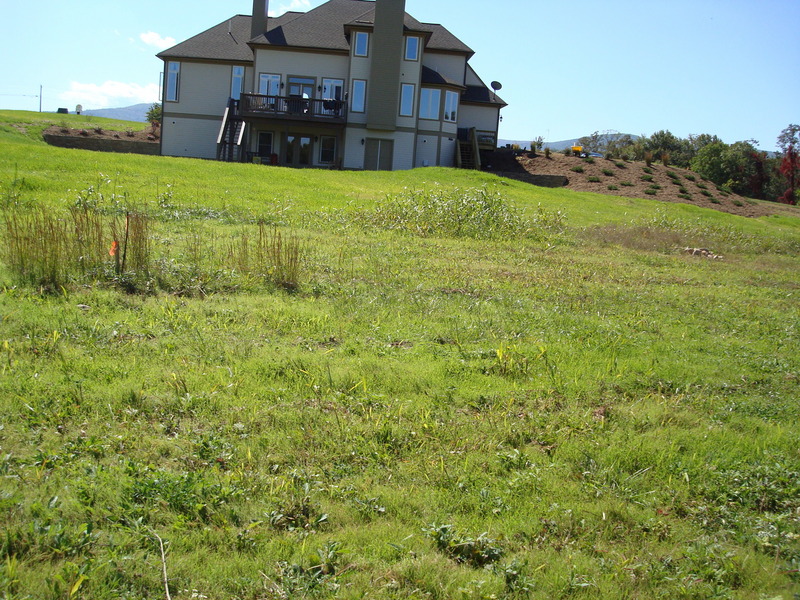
[39, 85, 42, 112]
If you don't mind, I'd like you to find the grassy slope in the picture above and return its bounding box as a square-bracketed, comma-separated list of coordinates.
[1, 111, 799, 599]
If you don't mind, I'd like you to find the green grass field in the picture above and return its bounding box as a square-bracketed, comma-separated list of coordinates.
[1, 110, 799, 599]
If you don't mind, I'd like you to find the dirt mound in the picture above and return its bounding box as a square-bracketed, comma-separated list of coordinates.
[487, 149, 792, 219]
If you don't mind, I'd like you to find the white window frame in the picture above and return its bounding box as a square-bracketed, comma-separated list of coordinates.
[404, 36, 420, 61]
[259, 73, 281, 96]
[231, 65, 245, 100]
[166, 61, 180, 102]
[444, 90, 459, 123]
[419, 88, 441, 120]
[351, 79, 367, 113]
[354, 31, 369, 57]
[399, 83, 415, 117]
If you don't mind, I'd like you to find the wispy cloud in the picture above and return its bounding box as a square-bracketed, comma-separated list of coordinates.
[139, 31, 176, 50]
[270, 0, 312, 16]
[59, 81, 159, 109]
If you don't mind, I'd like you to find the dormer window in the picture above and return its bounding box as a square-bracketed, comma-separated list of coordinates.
[404, 36, 419, 61]
[354, 31, 369, 57]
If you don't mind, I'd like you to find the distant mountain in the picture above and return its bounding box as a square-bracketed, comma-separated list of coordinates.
[83, 103, 151, 122]
[499, 134, 640, 152]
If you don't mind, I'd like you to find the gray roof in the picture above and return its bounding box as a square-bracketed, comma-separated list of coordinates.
[462, 85, 507, 108]
[421, 66, 464, 89]
[159, 0, 473, 60]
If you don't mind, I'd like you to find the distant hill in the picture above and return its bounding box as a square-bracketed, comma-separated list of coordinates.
[500, 134, 639, 152]
[83, 103, 151, 122]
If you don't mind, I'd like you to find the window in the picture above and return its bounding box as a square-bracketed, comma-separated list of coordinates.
[399, 83, 415, 117]
[351, 79, 367, 113]
[404, 36, 419, 61]
[354, 31, 369, 57]
[419, 88, 441, 120]
[166, 61, 180, 102]
[258, 132, 273, 157]
[231, 65, 245, 100]
[259, 73, 281, 96]
[444, 90, 459, 123]
[320, 136, 337, 164]
[321, 79, 344, 101]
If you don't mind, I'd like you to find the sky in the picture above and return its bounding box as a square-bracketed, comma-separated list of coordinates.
[1, 0, 798, 151]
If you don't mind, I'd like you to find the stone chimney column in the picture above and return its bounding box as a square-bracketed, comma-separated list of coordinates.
[366, 0, 406, 131]
[252, 0, 269, 40]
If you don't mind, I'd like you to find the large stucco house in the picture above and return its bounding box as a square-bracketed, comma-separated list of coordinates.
[157, 0, 506, 170]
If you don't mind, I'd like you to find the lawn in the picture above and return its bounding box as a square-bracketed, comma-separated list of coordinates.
[1, 111, 799, 599]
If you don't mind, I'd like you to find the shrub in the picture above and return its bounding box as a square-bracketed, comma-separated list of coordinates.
[701, 190, 713, 198]
[615, 161, 626, 169]
[587, 176, 601, 183]
[583, 157, 595, 164]
[621, 181, 634, 187]
[642, 167, 653, 174]
[678, 193, 692, 200]
[570, 166, 584, 173]
[364, 186, 563, 240]
[544, 147, 552, 159]
[641, 175, 654, 182]
[685, 174, 697, 182]
[563, 148, 572, 156]
[679, 187, 690, 194]
[602, 169, 614, 176]
[645, 189, 657, 195]
[608, 184, 619, 191]
[648, 184, 662, 190]
[644, 151, 653, 167]
[424, 524, 504, 567]
[661, 152, 670, 166]
[666, 171, 679, 180]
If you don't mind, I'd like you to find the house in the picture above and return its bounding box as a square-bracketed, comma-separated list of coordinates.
[156, 0, 506, 170]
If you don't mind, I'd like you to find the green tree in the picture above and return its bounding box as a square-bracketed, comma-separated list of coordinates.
[146, 102, 162, 123]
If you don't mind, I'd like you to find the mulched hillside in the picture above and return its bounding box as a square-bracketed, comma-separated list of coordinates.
[487, 150, 791, 219]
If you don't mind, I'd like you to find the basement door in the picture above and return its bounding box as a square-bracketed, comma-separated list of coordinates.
[285, 134, 312, 167]
[364, 139, 394, 171]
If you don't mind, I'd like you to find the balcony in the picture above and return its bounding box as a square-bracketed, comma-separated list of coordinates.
[239, 93, 347, 124]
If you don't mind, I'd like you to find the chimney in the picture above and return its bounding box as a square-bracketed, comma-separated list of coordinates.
[366, 0, 406, 131]
[252, 0, 269, 40]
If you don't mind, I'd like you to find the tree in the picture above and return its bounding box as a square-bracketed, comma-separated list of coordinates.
[777, 124, 800, 153]
[690, 140, 762, 196]
[146, 102, 162, 124]
[778, 144, 799, 204]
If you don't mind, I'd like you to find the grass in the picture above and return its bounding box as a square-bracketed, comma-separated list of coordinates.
[1, 111, 800, 599]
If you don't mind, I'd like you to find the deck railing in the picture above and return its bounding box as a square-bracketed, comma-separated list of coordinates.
[239, 93, 347, 123]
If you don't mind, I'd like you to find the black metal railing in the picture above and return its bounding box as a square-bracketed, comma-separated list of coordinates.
[240, 93, 347, 122]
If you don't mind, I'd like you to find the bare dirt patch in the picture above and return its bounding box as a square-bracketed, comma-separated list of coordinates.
[487, 150, 796, 219]
[43, 124, 158, 143]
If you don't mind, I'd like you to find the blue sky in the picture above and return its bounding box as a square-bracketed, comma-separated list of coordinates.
[1, 0, 798, 150]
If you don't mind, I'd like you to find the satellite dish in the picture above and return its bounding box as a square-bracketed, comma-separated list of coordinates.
[490, 81, 502, 91]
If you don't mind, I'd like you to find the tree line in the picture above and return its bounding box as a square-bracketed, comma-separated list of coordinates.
[575, 125, 799, 204]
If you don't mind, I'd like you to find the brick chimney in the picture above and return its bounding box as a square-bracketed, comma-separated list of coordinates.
[367, 0, 406, 131]
[252, 0, 269, 40]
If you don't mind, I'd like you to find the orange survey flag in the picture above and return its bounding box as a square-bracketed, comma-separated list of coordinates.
[109, 241, 119, 256]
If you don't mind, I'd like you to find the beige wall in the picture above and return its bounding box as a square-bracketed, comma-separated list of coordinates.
[459, 103, 499, 133]
[253, 49, 349, 88]
[166, 61, 235, 116]
[161, 116, 221, 159]
[421, 52, 466, 86]
[415, 134, 438, 167]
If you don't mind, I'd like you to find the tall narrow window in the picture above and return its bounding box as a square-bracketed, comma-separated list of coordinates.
[444, 90, 459, 123]
[404, 36, 419, 61]
[399, 83, 415, 117]
[352, 79, 367, 113]
[419, 88, 441, 120]
[166, 61, 180, 102]
[231, 66, 245, 100]
[354, 31, 369, 57]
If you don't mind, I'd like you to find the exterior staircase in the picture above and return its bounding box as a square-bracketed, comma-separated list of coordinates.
[216, 98, 246, 162]
[456, 127, 481, 170]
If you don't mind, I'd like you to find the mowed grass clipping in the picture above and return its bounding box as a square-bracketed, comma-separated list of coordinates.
[0, 110, 799, 599]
